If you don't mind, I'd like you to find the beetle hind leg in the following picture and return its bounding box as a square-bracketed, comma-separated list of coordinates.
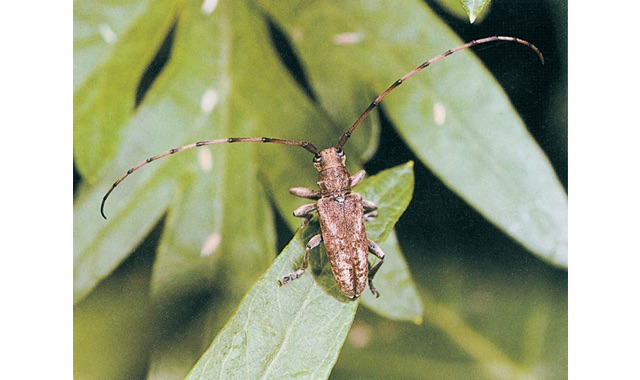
[367, 239, 385, 298]
[279, 234, 322, 286]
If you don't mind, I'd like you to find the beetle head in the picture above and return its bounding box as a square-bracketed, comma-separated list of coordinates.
[313, 147, 346, 172]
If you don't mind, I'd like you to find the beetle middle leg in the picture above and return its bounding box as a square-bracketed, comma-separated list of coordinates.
[279, 234, 322, 286]
[290, 187, 321, 229]
[367, 239, 385, 297]
[292, 202, 317, 230]
[363, 199, 378, 221]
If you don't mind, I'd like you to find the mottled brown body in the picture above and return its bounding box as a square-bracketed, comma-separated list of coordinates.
[316, 148, 370, 297]
[317, 193, 369, 298]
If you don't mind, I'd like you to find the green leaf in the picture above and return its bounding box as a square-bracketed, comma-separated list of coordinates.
[147, 297, 238, 379]
[360, 231, 423, 323]
[187, 163, 414, 379]
[74, 0, 336, 304]
[332, 275, 567, 379]
[259, 0, 567, 268]
[74, 245, 154, 379]
[73, 0, 186, 178]
[354, 166, 423, 322]
[73, 177, 174, 304]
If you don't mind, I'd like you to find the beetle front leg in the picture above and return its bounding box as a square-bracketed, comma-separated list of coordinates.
[350, 169, 366, 187]
[290, 187, 321, 200]
[367, 239, 385, 298]
[279, 234, 322, 286]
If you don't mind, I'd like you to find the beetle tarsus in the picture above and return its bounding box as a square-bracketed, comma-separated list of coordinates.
[368, 280, 380, 298]
[278, 270, 304, 286]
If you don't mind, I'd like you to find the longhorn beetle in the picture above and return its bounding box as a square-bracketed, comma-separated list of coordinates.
[101, 36, 544, 299]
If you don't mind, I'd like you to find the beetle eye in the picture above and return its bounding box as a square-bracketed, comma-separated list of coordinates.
[335, 148, 344, 157]
[313, 154, 322, 163]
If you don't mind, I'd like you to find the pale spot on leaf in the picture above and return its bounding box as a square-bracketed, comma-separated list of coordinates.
[201, 0, 218, 15]
[98, 23, 118, 45]
[333, 32, 364, 45]
[197, 148, 212, 172]
[291, 27, 303, 42]
[201, 232, 221, 257]
[347, 322, 372, 348]
[200, 88, 219, 114]
[433, 102, 446, 126]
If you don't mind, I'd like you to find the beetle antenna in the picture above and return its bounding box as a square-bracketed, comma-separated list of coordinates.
[335, 36, 544, 149]
[100, 137, 320, 219]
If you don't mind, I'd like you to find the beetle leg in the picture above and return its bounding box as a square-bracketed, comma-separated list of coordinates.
[364, 211, 378, 222]
[290, 187, 321, 200]
[292, 203, 317, 230]
[350, 169, 366, 187]
[367, 239, 385, 298]
[362, 199, 378, 221]
[363, 199, 378, 221]
[279, 234, 322, 286]
[363, 199, 378, 212]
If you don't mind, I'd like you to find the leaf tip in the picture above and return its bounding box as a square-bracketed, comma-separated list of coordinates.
[458, 0, 491, 24]
[398, 160, 415, 173]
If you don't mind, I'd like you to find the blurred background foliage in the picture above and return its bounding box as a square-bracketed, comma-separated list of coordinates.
[74, 0, 567, 378]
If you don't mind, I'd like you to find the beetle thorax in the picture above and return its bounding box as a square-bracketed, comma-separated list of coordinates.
[314, 147, 352, 197]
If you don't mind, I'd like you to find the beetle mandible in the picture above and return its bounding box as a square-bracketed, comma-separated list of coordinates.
[101, 36, 544, 298]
